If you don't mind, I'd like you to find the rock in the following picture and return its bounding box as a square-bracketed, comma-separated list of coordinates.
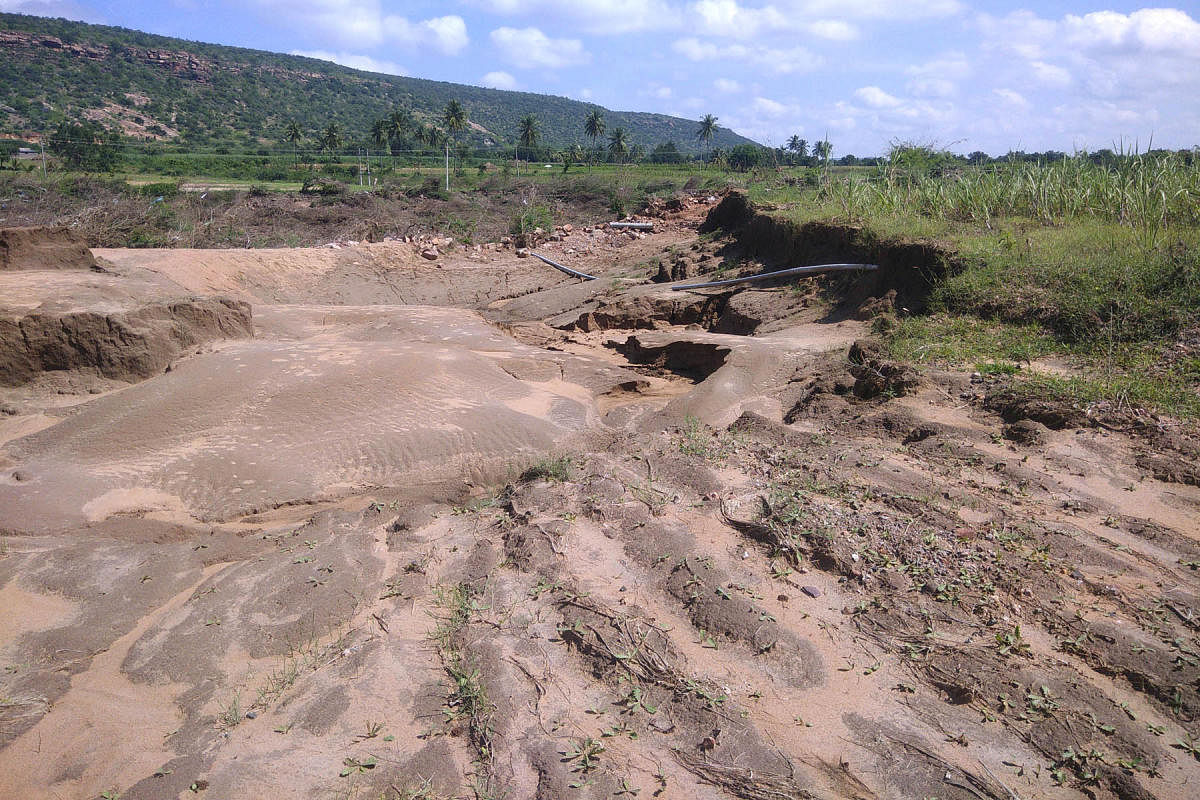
[562, 224, 573, 233]
[515, 248, 530, 258]
[801, 586, 822, 599]
[1003, 419, 1049, 446]
[421, 248, 439, 260]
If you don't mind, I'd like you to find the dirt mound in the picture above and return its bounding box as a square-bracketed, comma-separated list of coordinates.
[0, 296, 252, 387]
[0, 226, 97, 271]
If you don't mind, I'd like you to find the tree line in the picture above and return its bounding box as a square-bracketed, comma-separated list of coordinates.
[20, 106, 1199, 176]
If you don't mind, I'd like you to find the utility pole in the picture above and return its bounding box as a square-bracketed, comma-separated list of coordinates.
[40, 136, 46, 177]
[444, 142, 450, 191]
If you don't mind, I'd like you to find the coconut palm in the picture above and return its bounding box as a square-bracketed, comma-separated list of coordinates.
[441, 100, 468, 170]
[369, 118, 388, 167]
[787, 135, 809, 164]
[607, 127, 629, 163]
[583, 109, 605, 157]
[320, 122, 342, 162]
[442, 100, 467, 141]
[697, 114, 718, 165]
[284, 119, 302, 164]
[385, 110, 413, 167]
[518, 114, 540, 160]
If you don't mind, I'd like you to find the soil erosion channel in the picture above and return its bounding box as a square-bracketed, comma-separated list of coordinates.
[1, 203, 1198, 800]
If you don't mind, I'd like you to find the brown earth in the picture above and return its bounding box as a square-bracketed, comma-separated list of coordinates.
[0, 225, 97, 271]
[0, 195, 1197, 800]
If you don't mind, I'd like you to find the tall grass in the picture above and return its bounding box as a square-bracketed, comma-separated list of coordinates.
[818, 150, 1200, 246]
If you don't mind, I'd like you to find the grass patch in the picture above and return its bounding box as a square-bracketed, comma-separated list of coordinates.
[520, 455, 573, 483]
[431, 583, 496, 780]
[742, 154, 1200, 419]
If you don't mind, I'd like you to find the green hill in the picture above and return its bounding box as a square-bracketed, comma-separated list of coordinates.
[0, 12, 757, 156]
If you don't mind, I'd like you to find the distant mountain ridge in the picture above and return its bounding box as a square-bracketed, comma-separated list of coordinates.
[0, 12, 758, 154]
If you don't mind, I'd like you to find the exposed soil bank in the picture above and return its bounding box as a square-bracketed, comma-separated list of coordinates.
[701, 191, 960, 310]
[0, 297, 252, 386]
[0, 226, 97, 271]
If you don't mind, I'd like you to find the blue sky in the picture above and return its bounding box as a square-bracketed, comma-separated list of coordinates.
[3, 0, 1199, 156]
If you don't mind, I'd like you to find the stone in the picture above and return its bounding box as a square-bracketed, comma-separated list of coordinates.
[515, 248, 530, 258]
[421, 248, 439, 260]
[801, 586, 822, 599]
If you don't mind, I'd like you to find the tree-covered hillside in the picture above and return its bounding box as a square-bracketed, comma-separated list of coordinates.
[0, 13, 757, 154]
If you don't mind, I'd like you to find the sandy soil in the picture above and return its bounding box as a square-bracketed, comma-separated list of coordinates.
[1, 200, 1198, 800]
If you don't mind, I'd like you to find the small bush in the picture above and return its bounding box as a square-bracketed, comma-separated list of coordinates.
[520, 455, 572, 483]
[510, 204, 554, 240]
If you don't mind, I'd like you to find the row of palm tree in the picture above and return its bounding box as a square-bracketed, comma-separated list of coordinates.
[283, 103, 734, 167]
[786, 134, 832, 162]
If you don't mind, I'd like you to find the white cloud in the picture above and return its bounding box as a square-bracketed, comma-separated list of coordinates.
[806, 19, 858, 41]
[478, 0, 681, 34]
[654, 86, 673, 99]
[993, 88, 1029, 108]
[854, 86, 901, 108]
[249, 1, 468, 53]
[672, 37, 821, 74]
[480, 71, 517, 90]
[578, 88, 594, 99]
[692, 0, 785, 38]
[252, 0, 386, 46]
[490, 26, 591, 68]
[792, 0, 961, 19]
[714, 78, 742, 93]
[290, 49, 406, 76]
[383, 14, 469, 55]
[0, 0, 98, 20]
[1062, 8, 1200, 52]
[423, 16, 470, 55]
[752, 97, 787, 116]
[1030, 60, 1071, 88]
[904, 53, 968, 98]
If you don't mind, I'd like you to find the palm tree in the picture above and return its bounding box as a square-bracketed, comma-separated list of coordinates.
[696, 114, 718, 166]
[442, 100, 468, 170]
[370, 118, 388, 168]
[284, 119, 302, 165]
[607, 127, 629, 163]
[787, 135, 809, 165]
[583, 109, 605, 166]
[518, 114, 540, 161]
[386, 110, 412, 166]
[813, 139, 832, 162]
[320, 122, 342, 163]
